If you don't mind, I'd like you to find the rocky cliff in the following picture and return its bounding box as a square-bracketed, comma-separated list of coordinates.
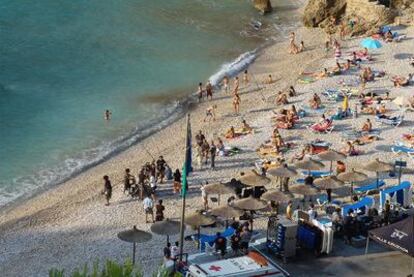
[303, 0, 413, 35]
[253, 0, 272, 14]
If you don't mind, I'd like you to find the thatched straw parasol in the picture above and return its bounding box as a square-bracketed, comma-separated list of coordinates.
[337, 169, 368, 197]
[238, 170, 271, 186]
[289, 184, 319, 195]
[313, 176, 344, 190]
[261, 190, 293, 203]
[118, 226, 152, 264]
[267, 165, 298, 178]
[150, 219, 182, 243]
[203, 183, 234, 205]
[363, 158, 394, 189]
[210, 205, 243, 219]
[295, 158, 325, 175]
[317, 150, 347, 172]
[233, 196, 268, 211]
[184, 213, 215, 227]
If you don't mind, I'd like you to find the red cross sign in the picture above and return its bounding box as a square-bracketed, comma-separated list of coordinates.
[209, 265, 222, 272]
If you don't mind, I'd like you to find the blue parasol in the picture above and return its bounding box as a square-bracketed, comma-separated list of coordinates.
[361, 38, 382, 49]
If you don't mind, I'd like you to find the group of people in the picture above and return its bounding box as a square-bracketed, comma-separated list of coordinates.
[195, 130, 219, 170]
[289, 32, 305, 54]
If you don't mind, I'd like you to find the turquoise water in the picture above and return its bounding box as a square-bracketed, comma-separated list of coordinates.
[0, 0, 300, 206]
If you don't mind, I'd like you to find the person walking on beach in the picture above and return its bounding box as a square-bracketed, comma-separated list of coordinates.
[233, 77, 239, 94]
[156, 155, 166, 183]
[203, 105, 217, 122]
[195, 130, 205, 147]
[210, 140, 217, 169]
[123, 168, 135, 194]
[143, 195, 154, 223]
[173, 169, 181, 194]
[155, 199, 165, 221]
[102, 175, 112, 206]
[201, 183, 209, 210]
[206, 80, 213, 100]
[104, 110, 112, 121]
[243, 70, 249, 86]
[163, 242, 171, 263]
[198, 82, 204, 102]
[223, 75, 230, 93]
[233, 93, 241, 114]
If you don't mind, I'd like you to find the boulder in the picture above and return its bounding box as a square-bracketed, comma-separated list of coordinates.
[253, 0, 272, 14]
[303, 0, 347, 27]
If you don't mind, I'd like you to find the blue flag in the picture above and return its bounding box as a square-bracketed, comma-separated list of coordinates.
[182, 115, 192, 196]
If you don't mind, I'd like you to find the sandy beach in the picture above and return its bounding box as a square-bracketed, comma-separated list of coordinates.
[1, 12, 414, 277]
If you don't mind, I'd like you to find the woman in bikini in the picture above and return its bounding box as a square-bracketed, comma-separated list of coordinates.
[233, 93, 241, 114]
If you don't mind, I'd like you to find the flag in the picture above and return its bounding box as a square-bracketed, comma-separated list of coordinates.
[181, 114, 192, 196]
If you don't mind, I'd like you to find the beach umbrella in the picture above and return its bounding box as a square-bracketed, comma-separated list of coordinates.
[233, 197, 267, 231]
[317, 150, 347, 172]
[210, 205, 243, 219]
[203, 183, 234, 205]
[294, 158, 325, 175]
[338, 169, 368, 197]
[267, 165, 298, 178]
[361, 38, 382, 49]
[313, 176, 344, 190]
[261, 190, 293, 203]
[238, 170, 271, 187]
[150, 219, 182, 244]
[184, 213, 215, 227]
[233, 196, 268, 211]
[289, 184, 319, 196]
[363, 158, 394, 189]
[118, 226, 152, 265]
[184, 213, 216, 250]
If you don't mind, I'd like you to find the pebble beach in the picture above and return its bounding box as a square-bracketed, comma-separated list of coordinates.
[1, 18, 414, 277]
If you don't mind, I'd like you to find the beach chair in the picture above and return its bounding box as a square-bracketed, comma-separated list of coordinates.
[301, 170, 331, 178]
[354, 180, 386, 194]
[375, 114, 404, 127]
[391, 144, 414, 158]
[307, 120, 334, 134]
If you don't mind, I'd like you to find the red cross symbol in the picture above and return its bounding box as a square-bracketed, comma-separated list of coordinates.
[209, 265, 222, 272]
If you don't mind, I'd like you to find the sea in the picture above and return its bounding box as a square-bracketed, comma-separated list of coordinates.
[0, 0, 301, 207]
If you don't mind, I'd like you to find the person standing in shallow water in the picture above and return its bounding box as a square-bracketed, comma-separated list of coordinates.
[104, 109, 112, 120]
[103, 175, 112, 206]
[198, 82, 204, 102]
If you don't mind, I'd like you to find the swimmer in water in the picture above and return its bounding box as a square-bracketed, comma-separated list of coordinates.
[104, 110, 112, 120]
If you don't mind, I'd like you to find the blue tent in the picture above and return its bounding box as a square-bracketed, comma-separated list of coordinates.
[380, 181, 412, 208]
[342, 196, 375, 216]
[361, 38, 382, 49]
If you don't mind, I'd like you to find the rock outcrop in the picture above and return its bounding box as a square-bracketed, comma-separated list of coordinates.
[303, 0, 406, 34]
[303, 0, 347, 27]
[253, 0, 272, 14]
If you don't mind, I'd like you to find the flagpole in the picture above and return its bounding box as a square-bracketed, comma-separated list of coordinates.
[179, 113, 191, 262]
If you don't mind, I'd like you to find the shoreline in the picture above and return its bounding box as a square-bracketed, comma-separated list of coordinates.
[0, 1, 302, 211]
[0, 23, 331, 275]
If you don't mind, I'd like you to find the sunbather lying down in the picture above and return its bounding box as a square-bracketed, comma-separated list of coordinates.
[353, 134, 379, 145]
[224, 120, 254, 139]
[361, 103, 387, 115]
[392, 74, 412, 87]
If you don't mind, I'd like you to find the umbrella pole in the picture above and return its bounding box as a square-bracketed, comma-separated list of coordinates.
[364, 237, 369, 255]
[197, 227, 200, 250]
[376, 172, 379, 189]
[218, 194, 221, 206]
[132, 242, 136, 265]
[330, 161, 333, 174]
[167, 235, 170, 245]
[350, 182, 354, 202]
[250, 211, 254, 232]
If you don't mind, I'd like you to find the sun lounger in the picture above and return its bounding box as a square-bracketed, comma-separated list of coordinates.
[301, 170, 331, 177]
[354, 180, 386, 193]
[375, 114, 403, 127]
[391, 144, 414, 157]
[307, 120, 334, 133]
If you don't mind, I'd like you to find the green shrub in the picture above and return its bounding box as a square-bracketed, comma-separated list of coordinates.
[48, 259, 173, 277]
